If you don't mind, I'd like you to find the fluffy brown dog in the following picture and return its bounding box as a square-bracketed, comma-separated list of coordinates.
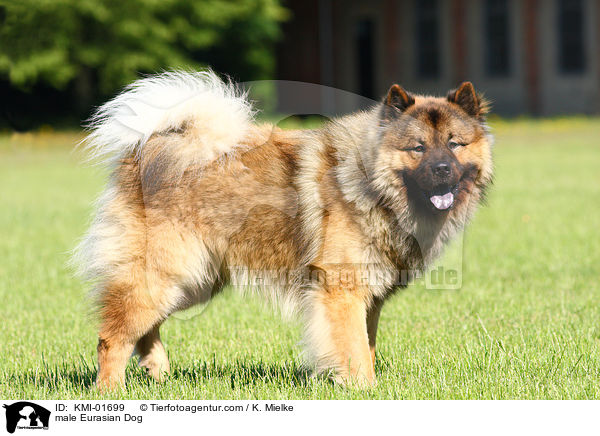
[75, 71, 493, 389]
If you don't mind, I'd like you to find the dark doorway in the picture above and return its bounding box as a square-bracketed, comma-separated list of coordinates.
[416, 0, 441, 78]
[355, 18, 376, 99]
[558, 0, 586, 73]
[485, 0, 511, 77]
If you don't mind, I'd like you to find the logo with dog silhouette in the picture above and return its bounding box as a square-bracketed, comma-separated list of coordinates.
[3, 402, 50, 433]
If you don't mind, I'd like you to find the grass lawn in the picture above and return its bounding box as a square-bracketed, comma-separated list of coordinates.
[0, 118, 599, 399]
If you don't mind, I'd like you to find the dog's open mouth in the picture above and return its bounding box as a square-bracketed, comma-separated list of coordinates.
[428, 185, 458, 211]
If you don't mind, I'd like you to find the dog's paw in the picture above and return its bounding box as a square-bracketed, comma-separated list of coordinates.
[139, 356, 170, 383]
[95, 376, 126, 393]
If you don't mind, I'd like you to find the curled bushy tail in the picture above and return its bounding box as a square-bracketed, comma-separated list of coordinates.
[83, 70, 254, 166]
[73, 70, 254, 284]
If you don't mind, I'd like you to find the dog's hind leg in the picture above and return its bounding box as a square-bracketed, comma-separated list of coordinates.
[96, 280, 172, 391]
[136, 323, 170, 382]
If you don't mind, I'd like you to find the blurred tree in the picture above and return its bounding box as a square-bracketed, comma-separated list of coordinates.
[0, 0, 287, 126]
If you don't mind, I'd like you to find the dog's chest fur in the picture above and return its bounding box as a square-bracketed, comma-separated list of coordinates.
[291, 113, 466, 298]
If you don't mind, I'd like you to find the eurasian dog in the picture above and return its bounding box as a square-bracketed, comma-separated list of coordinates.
[74, 71, 493, 389]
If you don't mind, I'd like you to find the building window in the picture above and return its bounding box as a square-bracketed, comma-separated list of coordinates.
[558, 0, 586, 73]
[484, 0, 510, 76]
[415, 0, 440, 78]
[355, 19, 375, 99]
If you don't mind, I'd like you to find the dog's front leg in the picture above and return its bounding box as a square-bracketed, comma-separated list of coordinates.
[366, 297, 384, 367]
[305, 268, 375, 388]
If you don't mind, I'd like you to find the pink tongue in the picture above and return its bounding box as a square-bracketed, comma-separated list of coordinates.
[430, 192, 454, 210]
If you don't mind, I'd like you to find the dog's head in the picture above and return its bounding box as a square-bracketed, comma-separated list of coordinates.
[375, 82, 493, 219]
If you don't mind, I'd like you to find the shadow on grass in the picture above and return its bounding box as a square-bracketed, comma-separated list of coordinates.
[8, 356, 314, 394]
[169, 357, 313, 389]
[7, 353, 399, 396]
[6, 350, 401, 397]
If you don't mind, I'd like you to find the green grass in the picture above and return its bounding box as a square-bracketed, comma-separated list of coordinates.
[1, 118, 599, 399]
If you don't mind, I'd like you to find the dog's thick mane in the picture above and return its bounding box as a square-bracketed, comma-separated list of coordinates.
[322, 106, 482, 273]
[83, 70, 254, 167]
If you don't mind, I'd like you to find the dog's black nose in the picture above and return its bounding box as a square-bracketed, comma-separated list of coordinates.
[433, 162, 451, 177]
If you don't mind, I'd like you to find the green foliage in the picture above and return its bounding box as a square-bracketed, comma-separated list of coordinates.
[0, 0, 287, 93]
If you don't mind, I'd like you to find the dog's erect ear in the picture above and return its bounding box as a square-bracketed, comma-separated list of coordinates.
[447, 82, 489, 119]
[384, 84, 415, 116]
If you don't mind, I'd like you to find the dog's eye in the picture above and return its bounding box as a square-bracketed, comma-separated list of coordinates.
[401, 144, 425, 153]
[448, 140, 466, 150]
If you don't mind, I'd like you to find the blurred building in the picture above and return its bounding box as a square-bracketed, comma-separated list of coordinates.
[276, 0, 600, 116]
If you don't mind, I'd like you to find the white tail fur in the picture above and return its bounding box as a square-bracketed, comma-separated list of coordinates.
[82, 70, 254, 166]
